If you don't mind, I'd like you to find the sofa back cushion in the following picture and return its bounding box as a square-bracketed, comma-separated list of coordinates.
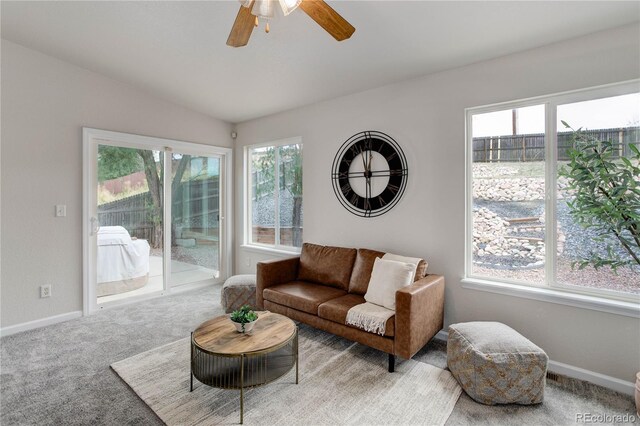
[349, 249, 429, 295]
[297, 243, 357, 290]
[415, 259, 428, 281]
[349, 248, 386, 295]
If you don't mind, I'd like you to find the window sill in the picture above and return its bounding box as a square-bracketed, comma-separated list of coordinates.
[461, 278, 640, 318]
[240, 244, 301, 257]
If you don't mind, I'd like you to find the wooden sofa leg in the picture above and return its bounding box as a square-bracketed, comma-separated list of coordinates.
[388, 354, 395, 373]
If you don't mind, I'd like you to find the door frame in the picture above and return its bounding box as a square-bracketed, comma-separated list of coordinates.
[82, 127, 233, 315]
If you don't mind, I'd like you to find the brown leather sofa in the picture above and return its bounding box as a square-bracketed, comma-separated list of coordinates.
[256, 243, 445, 372]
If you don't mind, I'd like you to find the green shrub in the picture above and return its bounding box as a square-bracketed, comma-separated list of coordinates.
[559, 121, 640, 270]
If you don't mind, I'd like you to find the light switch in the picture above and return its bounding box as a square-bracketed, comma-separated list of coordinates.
[55, 205, 66, 217]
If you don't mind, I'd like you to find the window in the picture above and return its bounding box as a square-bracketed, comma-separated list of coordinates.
[246, 139, 303, 250]
[466, 82, 640, 302]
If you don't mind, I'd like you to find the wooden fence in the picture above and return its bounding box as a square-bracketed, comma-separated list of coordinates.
[252, 226, 302, 247]
[473, 127, 640, 163]
[98, 177, 220, 241]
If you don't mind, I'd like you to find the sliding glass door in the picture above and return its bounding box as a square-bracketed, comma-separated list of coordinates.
[169, 152, 221, 287]
[95, 145, 165, 304]
[83, 129, 231, 313]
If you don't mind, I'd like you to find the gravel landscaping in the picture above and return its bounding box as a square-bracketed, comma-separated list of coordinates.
[472, 163, 639, 294]
[151, 245, 219, 271]
[475, 259, 640, 294]
[252, 191, 303, 227]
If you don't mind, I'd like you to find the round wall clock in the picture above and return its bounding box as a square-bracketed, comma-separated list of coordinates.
[331, 131, 408, 217]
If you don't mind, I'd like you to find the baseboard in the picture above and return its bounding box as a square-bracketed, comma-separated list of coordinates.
[547, 360, 635, 396]
[0, 311, 83, 338]
[0, 281, 219, 336]
[431, 330, 635, 396]
[435, 330, 448, 342]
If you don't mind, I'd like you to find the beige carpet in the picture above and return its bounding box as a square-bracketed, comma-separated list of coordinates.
[111, 327, 462, 425]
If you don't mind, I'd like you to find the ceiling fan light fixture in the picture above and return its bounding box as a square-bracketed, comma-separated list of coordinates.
[252, 0, 275, 19]
[278, 0, 302, 16]
[227, 0, 355, 47]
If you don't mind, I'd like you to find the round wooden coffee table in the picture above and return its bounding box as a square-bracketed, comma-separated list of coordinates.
[190, 311, 298, 424]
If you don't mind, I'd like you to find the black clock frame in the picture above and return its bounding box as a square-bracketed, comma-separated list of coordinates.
[331, 131, 408, 218]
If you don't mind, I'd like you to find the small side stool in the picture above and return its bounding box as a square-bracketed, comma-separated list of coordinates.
[447, 321, 548, 405]
[221, 274, 257, 313]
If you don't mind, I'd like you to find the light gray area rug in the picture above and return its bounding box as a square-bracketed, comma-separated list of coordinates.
[112, 332, 462, 425]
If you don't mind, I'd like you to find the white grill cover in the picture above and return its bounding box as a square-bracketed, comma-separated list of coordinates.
[97, 226, 150, 283]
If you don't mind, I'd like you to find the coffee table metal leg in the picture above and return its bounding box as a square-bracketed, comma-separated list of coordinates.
[190, 332, 193, 392]
[240, 355, 244, 424]
[295, 327, 299, 385]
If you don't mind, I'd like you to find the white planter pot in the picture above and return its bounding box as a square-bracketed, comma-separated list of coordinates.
[231, 319, 257, 333]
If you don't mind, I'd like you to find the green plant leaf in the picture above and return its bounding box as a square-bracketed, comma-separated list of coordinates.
[562, 123, 640, 270]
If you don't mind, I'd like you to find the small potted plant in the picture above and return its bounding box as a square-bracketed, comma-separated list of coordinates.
[229, 305, 258, 333]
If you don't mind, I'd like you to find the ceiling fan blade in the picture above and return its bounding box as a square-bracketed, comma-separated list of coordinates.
[299, 0, 355, 41]
[227, 2, 256, 47]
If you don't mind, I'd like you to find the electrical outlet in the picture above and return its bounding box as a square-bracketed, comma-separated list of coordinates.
[40, 284, 52, 298]
[55, 205, 66, 217]
[244, 257, 251, 268]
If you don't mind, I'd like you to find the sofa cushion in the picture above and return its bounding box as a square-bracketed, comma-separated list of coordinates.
[382, 253, 422, 282]
[415, 259, 428, 280]
[349, 248, 386, 295]
[297, 243, 357, 290]
[365, 257, 416, 310]
[385, 253, 428, 282]
[348, 249, 429, 295]
[263, 281, 347, 315]
[318, 294, 395, 337]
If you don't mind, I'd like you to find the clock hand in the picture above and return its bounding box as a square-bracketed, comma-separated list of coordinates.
[361, 148, 367, 172]
[338, 171, 371, 178]
[336, 168, 405, 179]
[366, 150, 373, 203]
[369, 169, 406, 177]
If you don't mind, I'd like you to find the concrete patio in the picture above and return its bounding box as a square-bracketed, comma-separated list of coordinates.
[98, 256, 218, 304]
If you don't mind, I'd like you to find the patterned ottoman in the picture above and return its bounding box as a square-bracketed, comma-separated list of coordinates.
[221, 274, 257, 313]
[447, 321, 548, 405]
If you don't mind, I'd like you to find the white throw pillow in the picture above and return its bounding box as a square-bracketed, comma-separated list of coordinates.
[364, 257, 416, 310]
[382, 253, 422, 282]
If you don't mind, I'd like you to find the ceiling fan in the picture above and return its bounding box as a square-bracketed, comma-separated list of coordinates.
[227, 0, 355, 47]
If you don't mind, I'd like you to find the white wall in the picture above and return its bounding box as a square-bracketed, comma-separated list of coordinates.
[0, 40, 233, 327]
[234, 24, 640, 383]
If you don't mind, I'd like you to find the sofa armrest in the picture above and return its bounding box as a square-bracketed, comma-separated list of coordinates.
[256, 257, 300, 309]
[394, 274, 445, 359]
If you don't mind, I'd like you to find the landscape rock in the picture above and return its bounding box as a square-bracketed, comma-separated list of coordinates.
[473, 206, 566, 267]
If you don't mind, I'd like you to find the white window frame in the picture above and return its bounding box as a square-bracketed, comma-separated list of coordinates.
[463, 80, 640, 317]
[243, 137, 303, 253]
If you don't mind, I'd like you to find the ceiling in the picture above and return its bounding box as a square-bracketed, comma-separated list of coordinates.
[2, 1, 638, 123]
